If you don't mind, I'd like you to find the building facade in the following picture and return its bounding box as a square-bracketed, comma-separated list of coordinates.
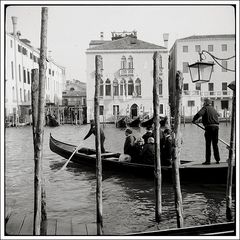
[169, 34, 235, 119]
[5, 17, 66, 124]
[86, 31, 169, 123]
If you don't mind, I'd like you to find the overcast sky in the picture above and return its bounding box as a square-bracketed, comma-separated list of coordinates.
[5, 3, 236, 81]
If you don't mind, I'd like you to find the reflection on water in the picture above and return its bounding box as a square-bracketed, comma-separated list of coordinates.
[5, 123, 235, 235]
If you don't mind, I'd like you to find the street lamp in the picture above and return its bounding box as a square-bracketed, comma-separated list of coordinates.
[188, 50, 235, 83]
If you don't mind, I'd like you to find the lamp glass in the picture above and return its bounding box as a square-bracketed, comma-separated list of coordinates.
[188, 62, 214, 83]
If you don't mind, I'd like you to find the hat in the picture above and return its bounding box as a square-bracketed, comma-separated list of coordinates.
[203, 98, 211, 105]
[148, 137, 154, 144]
[125, 128, 132, 134]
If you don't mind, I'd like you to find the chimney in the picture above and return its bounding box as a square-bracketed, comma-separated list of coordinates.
[11, 16, 18, 36]
[163, 33, 169, 49]
[100, 32, 104, 40]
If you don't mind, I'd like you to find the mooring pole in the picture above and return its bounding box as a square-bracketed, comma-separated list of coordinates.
[171, 71, 184, 228]
[33, 7, 48, 235]
[226, 81, 236, 221]
[95, 55, 103, 235]
[153, 51, 162, 223]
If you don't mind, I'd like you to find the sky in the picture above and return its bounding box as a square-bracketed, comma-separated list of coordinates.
[4, 2, 236, 81]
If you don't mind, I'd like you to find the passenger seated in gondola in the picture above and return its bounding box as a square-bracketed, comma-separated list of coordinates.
[141, 137, 155, 165]
[123, 128, 136, 160]
[131, 137, 144, 163]
[142, 126, 154, 145]
[161, 128, 173, 166]
[83, 119, 106, 153]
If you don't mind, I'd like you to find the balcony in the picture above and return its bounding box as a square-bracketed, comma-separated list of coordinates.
[119, 68, 134, 76]
[183, 90, 232, 99]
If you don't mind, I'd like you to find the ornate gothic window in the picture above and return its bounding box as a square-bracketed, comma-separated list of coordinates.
[121, 56, 127, 69]
[113, 78, 119, 96]
[120, 79, 126, 96]
[128, 55, 133, 69]
[105, 79, 111, 96]
[135, 78, 141, 96]
[128, 79, 134, 96]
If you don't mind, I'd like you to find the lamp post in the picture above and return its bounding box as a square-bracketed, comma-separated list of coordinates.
[189, 50, 236, 221]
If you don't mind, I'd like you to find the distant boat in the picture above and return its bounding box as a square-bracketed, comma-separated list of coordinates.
[49, 134, 235, 184]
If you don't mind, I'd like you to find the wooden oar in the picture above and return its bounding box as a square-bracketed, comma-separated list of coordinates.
[194, 123, 230, 148]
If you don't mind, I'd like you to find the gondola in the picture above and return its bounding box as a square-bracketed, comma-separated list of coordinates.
[141, 117, 154, 128]
[127, 117, 141, 128]
[116, 116, 127, 128]
[49, 134, 235, 183]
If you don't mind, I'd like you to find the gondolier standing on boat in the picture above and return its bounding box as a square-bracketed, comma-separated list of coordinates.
[192, 98, 220, 165]
[83, 119, 106, 153]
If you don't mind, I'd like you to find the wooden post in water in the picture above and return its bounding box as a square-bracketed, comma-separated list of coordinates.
[171, 71, 184, 228]
[153, 51, 162, 222]
[226, 81, 236, 221]
[95, 55, 103, 235]
[32, 7, 48, 235]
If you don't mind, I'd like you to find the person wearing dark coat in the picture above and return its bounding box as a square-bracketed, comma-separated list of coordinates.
[83, 119, 105, 153]
[141, 137, 155, 165]
[161, 128, 172, 166]
[142, 126, 154, 145]
[192, 98, 220, 165]
[123, 128, 136, 158]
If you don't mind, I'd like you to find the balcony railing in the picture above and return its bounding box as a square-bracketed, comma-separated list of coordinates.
[119, 68, 134, 76]
[183, 90, 232, 98]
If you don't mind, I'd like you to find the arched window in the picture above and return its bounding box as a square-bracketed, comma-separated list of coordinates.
[135, 78, 141, 96]
[20, 88, 22, 101]
[12, 87, 15, 101]
[121, 56, 127, 69]
[105, 79, 111, 96]
[120, 79, 126, 96]
[128, 79, 134, 96]
[100, 79, 104, 96]
[128, 55, 133, 69]
[113, 78, 119, 96]
[24, 89, 26, 102]
[159, 78, 163, 95]
[70, 87, 75, 91]
[28, 90, 30, 101]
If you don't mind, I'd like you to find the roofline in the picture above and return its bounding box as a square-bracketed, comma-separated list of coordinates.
[86, 49, 168, 54]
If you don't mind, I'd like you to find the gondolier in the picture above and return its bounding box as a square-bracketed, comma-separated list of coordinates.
[83, 119, 106, 153]
[192, 98, 220, 165]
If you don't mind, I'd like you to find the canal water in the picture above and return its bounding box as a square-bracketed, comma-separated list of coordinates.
[5, 123, 235, 235]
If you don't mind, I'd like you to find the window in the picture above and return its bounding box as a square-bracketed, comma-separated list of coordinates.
[208, 45, 213, 52]
[30, 53, 33, 59]
[99, 106, 104, 115]
[120, 79, 126, 96]
[99, 79, 103, 96]
[195, 83, 201, 91]
[23, 68, 26, 83]
[188, 101, 195, 107]
[105, 79, 111, 96]
[183, 46, 188, 52]
[128, 79, 134, 95]
[222, 60, 227, 72]
[22, 47, 28, 56]
[49, 69, 51, 75]
[20, 88, 22, 101]
[18, 64, 21, 82]
[221, 100, 229, 110]
[183, 62, 189, 73]
[11, 61, 14, 79]
[27, 70, 30, 84]
[52, 70, 54, 76]
[128, 56, 133, 69]
[195, 45, 201, 52]
[113, 105, 119, 116]
[33, 55, 37, 62]
[28, 90, 30, 101]
[113, 79, 119, 96]
[183, 83, 189, 90]
[24, 89, 26, 102]
[208, 83, 214, 95]
[18, 45, 21, 53]
[12, 87, 15, 101]
[222, 82, 228, 95]
[222, 44, 227, 51]
[121, 56, 127, 69]
[159, 78, 163, 95]
[160, 104, 163, 114]
[135, 78, 141, 96]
